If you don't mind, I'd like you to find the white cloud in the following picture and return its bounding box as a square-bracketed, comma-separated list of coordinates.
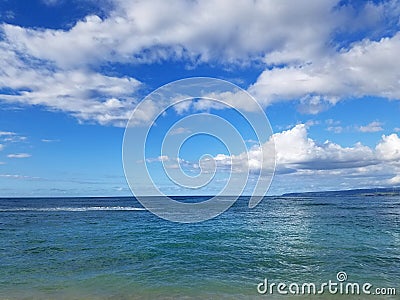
[0, 0, 399, 123]
[325, 119, 344, 133]
[325, 119, 340, 126]
[0, 131, 16, 136]
[3, 136, 27, 142]
[327, 126, 344, 134]
[7, 153, 31, 158]
[250, 33, 400, 110]
[186, 124, 400, 187]
[41, 139, 60, 143]
[376, 133, 400, 161]
[137, 123, 400, 193]
[2, 0, 341, 67]
[357, 121, 384, 133]
[0, 144, 3, 151]
[0, 10, 15, 21]
[388, 175, 400, 185]
[245, 139, 259, 144]
[41, 0, 62, 6]
[0, 131, 28, 143]
[267, 124, 377, 171]
[0, 43, 142, 126]
[145, 155, 170, 163]
[0, 174, 39, 179]
[0, 25, 141, 126]
[168, 127, 192, 136]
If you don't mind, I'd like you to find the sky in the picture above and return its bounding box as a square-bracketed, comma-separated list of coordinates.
[0, 0, 400, 197]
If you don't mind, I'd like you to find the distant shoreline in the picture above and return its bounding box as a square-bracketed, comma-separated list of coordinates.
[1, 187, 399, 199]
[281, 187, 400, 197]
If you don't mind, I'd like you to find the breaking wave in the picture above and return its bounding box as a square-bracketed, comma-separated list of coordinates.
[0, 206, 146, 212]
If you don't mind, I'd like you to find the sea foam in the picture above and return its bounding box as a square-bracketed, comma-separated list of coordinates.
[0, 206, 146, 212]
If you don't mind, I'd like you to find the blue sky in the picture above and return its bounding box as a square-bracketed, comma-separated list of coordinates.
[0, 0, 400, 196]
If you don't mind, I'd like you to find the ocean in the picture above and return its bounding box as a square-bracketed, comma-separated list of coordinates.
[0, 195, 399, 299]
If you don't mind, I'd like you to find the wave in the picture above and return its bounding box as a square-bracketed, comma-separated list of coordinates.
[0, 206, 146, 212]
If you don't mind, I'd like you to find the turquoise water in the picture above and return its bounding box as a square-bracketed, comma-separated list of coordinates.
[0, 196, 399, 299]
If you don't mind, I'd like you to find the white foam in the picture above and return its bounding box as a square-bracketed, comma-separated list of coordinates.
[0, 206, 146, 212]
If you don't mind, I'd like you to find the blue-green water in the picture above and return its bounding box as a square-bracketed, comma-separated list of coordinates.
[0, 195, 399, 299]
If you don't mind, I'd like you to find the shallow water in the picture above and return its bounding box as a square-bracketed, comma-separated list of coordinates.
[0, 195, 399, 299]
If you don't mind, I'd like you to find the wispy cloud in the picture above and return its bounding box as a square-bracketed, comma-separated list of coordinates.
[357, 121, 384, 133]
[245, 139, 259, 144]
[145, 155, 170, 163]
[0, 10, 15, 21]
[327, 126, 344, 134]
[0, 131, 16, 136]
[325, 119, 341, 126]
[7, 153, 31, 158]
[41, 139, 60, 143]
[325, 119, 344, 133]
[168, 127, 192, 135]
[0, 131, 27, 144]
[41, 0, 62, 6]
[0, 174, 40, 180]
[3, 136, 27, 142]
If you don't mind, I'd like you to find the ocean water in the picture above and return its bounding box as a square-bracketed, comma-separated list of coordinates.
[0, 195, 399, 299]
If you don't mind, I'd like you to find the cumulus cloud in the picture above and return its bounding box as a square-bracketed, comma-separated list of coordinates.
[388, 175, 400, 185]
[272, 124, 378, 170]
[184, 124, 400, 186]
[250, 33, 400, 110]
[1, 0, 340, 67]
[0, 41, 142, 126]
[376, 133, 400, 161]
[7, 153, 31, 158]
[142, 123, 400, 191]
[0, 0, 399, 123]
[1, 13, 143, 127]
